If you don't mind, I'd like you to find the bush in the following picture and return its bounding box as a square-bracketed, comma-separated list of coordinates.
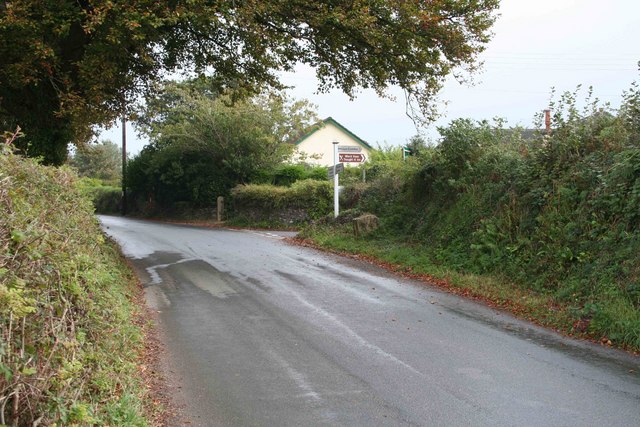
[126, 143, 229, 215]
[272, 164, 307, 186]
[92, 186, 122, 214]
[340, 182, 370, 209]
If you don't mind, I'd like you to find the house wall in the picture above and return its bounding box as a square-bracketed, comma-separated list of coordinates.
[295, 123, 371, 167]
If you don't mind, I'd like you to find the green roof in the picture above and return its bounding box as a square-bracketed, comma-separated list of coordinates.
[293, 117, 373, 149]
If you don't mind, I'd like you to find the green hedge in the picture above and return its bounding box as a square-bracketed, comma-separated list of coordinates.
[77, 177, 121, 214]
[266, 164, 328, 186]
[231, 179, 332, 221]
[0, 147, 147, 425]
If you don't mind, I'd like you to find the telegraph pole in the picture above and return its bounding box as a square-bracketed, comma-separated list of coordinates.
[121, 114, 127, 216]
[333, 140, 339, 218]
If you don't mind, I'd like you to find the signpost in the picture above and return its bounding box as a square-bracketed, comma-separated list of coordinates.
[330, 142, 367, 216]
[339, 153, 366, 163]
[402, 146, 413, 160]
[327, 162, 344, 179]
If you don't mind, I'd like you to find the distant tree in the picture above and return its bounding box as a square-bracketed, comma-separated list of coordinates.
[406, 134, 429, 157]
[127, 84, 317, 210]
[0, 0, 500, 165]
[69, 140, 121, 183]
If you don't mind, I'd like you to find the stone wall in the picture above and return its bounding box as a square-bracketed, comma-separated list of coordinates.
[231, 205, 311, 225]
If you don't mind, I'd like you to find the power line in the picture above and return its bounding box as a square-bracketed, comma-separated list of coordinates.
[484, 66, 636, 71]
[483, 52, 639, 58]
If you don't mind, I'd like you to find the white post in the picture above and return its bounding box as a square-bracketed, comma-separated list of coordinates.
[333, 140, 339, 218]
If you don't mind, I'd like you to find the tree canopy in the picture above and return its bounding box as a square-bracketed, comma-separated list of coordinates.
[1, 0, 499, 165]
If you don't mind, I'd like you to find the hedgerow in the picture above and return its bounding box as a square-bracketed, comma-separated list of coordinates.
[308, 82, 640, 349]
[77, 177, 121, 214]
[231, 179, 332, 223]
[0, 142, 147, 425]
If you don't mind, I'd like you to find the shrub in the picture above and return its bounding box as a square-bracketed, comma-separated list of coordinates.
[272, 164, 306, 186]
[340, 182, 370, 209]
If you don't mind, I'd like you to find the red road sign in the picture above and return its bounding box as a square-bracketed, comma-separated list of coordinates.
[339, 153, 366, 163]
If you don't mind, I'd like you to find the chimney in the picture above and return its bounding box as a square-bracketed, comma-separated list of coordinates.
[544, 109, 551, 133]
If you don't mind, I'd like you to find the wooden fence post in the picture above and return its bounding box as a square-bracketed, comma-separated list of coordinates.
[217, 196, 224, 222]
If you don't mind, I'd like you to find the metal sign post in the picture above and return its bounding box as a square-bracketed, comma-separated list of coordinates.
[333, 141, 339, 218]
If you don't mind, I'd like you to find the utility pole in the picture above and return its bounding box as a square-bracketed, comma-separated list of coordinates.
[333, 140, 339, 218]
[121, 114, 127, 216]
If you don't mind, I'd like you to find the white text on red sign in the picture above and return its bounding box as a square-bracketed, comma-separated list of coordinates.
[339, 153, 366, 163]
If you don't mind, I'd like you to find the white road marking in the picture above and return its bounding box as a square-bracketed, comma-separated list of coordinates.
[235, 229, 287, 239]
[285, 286, 424, 377]
[263, 346, 322, 402]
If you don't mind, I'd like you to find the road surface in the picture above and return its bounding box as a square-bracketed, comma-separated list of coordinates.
[100, 216, 639, 426]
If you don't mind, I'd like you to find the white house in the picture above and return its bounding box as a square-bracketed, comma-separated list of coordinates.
[292, 117, 373, 167]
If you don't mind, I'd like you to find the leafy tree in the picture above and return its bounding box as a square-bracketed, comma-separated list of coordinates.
[1, 0, 500, 165]
[406, 134, 429, 156]
[69, 139, 121, 183]
[127, 84, 317, 211]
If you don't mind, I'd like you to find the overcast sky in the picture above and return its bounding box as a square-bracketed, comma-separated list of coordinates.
[101, 0, 640, 154]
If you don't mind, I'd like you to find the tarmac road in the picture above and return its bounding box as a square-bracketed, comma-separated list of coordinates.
[100, 216, 639, 426]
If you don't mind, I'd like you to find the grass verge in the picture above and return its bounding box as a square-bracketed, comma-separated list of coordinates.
[299, 224, 639, 354]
